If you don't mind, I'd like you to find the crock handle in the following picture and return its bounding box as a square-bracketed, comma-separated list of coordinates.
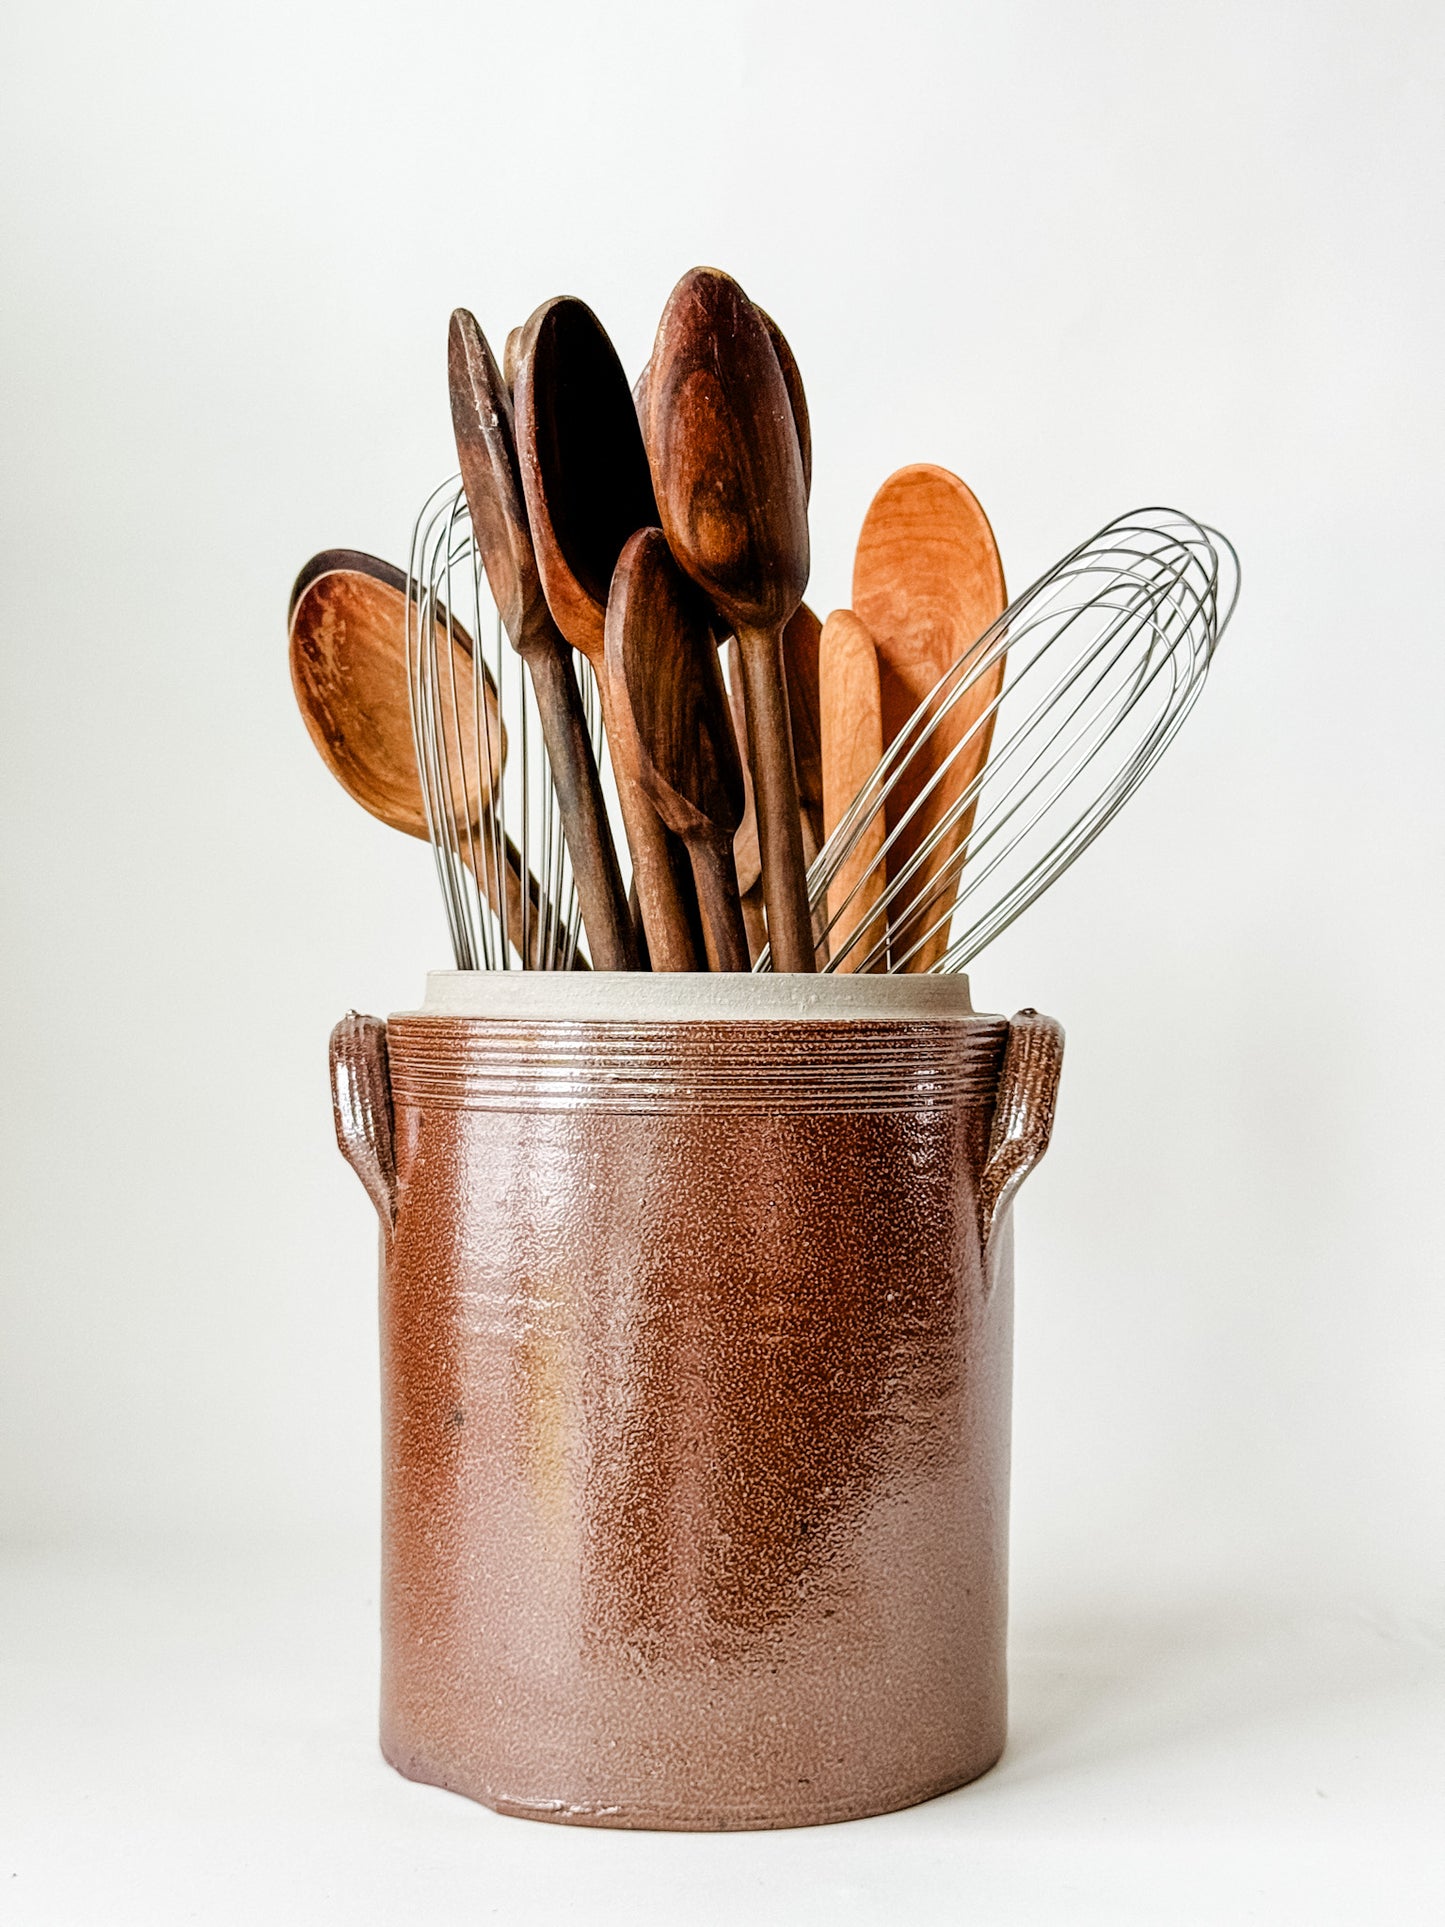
[329, 1012, 397, 1230]
[980, 1009, 1064, 1256]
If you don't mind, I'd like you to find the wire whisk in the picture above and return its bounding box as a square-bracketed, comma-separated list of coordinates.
[791, 508, 1240, 975]
[406, 477, 604, 970]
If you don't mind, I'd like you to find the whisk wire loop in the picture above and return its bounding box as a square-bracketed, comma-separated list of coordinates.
[772, 507, 1238, 975]
[406, 478, 601, 971]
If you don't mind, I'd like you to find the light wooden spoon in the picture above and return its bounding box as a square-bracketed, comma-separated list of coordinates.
[288, 552, 578, 969]
[819, 608, 888, 972]
[852, 464, 1007, 971]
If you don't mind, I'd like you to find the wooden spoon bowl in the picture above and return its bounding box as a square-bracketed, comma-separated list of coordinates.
[288, 553, 578, 969]
[852, 464, 1007, 971]
[645, 266, 814, 971]
[288, 554, 499, 838]
[516, 294, 703, 969]
[449, 308, 635, 968]
[607, 528, 749, 971]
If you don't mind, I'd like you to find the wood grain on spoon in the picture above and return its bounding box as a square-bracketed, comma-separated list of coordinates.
[607, 529, 750, 971]
[288, 555, 579, 969]
[514, 295, 704, 970]
[448, 309, 636, 969]
[781, 602, 824, 859]
[852, 464, 1007, 972]
[716, 303, 816, 932]
[503, 325, 523, 391]
[640, 310, 808, 499]
[729, 603, 825, 887]
[756, 307, 812, 501]
[645, 266, 814, 972]
[723, 649, 768, 963]
[652, 296, 813, 938]
[819, 608, 888, 972]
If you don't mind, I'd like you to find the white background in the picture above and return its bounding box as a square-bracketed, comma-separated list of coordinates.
[2, 1, 1442, 1920]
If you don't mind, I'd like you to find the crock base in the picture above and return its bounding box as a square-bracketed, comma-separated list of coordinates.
[380, 1734, 1007, 1833]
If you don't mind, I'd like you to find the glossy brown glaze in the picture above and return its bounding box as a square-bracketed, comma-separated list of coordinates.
[331, 995, 1062, 1830]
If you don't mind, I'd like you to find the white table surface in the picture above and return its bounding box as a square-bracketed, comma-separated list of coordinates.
[3, 1538, 1440, 1926]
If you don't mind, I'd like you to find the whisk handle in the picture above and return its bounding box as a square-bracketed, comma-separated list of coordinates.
[979, 1009, 1064, 1266]
[330, 1013, 396, 1231]
[523, 636, 638, 970]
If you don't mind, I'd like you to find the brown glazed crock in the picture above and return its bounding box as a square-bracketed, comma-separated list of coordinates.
[330, 972, 1063, 1831]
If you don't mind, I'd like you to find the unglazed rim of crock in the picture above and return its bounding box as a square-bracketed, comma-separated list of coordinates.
[410, 970, 980, 1023]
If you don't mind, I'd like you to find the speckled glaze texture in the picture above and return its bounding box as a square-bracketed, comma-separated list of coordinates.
[330, 1001, 1063, 1830]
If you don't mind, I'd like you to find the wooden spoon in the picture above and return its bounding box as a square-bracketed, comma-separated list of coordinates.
[288, 553, 577, 970]
[607, 529, 749, 971]
[661, 294, 818, 905]
[644, 267, 814, 972]
[755, 307, 811, 501]
[503, 325, 523, 391]
[642, 301, 814, 933]
[514, 295, 704, 971]
[728, 601, 827, 962]
[721, 304, 817, 945]
[819, 608, 888, 972]
[780, 601, 823, 857]
[852, 464, 1007, 972]
[634, 308, 809, 496]
[729, 605, 825, 877]
[448, 309, 636, 969]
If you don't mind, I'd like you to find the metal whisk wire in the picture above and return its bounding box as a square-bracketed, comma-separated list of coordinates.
[405, 476, 598, 970]
[792, 508, 1239, 975]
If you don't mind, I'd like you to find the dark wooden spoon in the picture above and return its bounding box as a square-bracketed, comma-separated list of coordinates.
[640, 303, 813, 916]
[448, 309, 636, 969]
[503, 325, 523, 391]
[288, 551, 580, 969]
[633, 309, 809, 498]
[756, 307, 812, 502]
[514, 294, 704, 970]
[728, 603, 827, 954]
[643, 266, 815, 972]
[607, 529, 749, 971]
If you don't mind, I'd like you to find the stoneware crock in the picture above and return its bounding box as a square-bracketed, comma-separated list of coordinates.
[330, 971, 1063, 1831]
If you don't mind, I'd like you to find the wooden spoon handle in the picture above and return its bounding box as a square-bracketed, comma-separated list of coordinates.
[686, 833, 752, 973]
[522, 636, 638, 969]
[820, 609, 889, 973]
[736, 622, 815, 973]
[597, 672, 701, 971]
